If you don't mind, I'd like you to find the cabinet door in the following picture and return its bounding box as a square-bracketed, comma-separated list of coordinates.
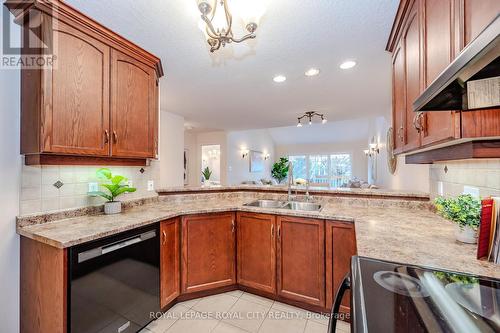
[237, 213, 276, 294]
[392, 41, 406, 154]
[277, 216, 325, 307]
[402, 0, 422, 152]
[325, 222, 357, 311]
[181, 213, 236, 294]
[421, 0, 458, 146]
[111, 50, 157, 158]
[44, 21, 110, 156]
[463, 0, 500, 46]
[160, 218, 180, 308]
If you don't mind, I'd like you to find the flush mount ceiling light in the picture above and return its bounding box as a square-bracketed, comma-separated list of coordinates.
[273, 75, 286, 83]
[197, 0, 266, 52]
[340, 60, 357, 69]
[297, 111, 327, 127]
[305, 68, 320, 77]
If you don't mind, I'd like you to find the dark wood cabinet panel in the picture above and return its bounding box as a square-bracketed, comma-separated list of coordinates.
[463, 0, 500, 46]
[160, 218, 180, 308]
[181, 213, 236, 294]
[421, 0, 459, 146]
[325, 221, 357, 312]
[21, 237, 67, 333]
[402, 1, 422, 152]
[277, 216, 325, 307]
[237, 213, 276, 294]
[111, 50, 157, 158]
[392, 41, 407, 153]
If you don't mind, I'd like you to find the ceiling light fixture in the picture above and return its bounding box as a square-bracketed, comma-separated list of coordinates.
[273, 75, 286, 83]
[197, 0, 265, 52]
[305, 68, 320, 77]
[340, 60, 356, 69]
[297, 111, 327, 127]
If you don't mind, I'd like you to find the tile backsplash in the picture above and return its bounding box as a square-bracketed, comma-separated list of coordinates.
[430, 159, 500, 199]
[20, 160, 160, 215]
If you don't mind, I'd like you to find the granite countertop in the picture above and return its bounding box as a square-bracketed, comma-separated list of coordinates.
[17, 196, 499, 279]
[156, 185, 430, 199]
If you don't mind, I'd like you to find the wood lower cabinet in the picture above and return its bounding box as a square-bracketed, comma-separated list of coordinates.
[277, 216, 325, 307]
[325, 221, 357, 312]
[236, 213, 276, 294]
[6, 0, 163, 165]
[21, 237, 67, 333]
[160, 218, 180, 308]
[181, 213, 236, 294]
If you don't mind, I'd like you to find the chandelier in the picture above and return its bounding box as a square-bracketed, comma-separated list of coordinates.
[196, 0, 264, 52]
[297, 112, 328, 127]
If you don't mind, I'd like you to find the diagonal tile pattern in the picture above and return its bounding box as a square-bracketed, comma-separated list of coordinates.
[141, 291, 351, 333]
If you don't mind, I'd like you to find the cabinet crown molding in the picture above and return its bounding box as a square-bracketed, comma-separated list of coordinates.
[3, 0, 164, 78]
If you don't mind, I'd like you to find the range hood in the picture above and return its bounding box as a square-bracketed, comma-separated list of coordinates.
[414, 15, 500, 112]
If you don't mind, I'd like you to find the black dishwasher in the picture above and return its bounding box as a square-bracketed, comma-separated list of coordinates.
[68, 224, 160, 333]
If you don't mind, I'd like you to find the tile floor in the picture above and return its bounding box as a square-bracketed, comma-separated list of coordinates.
[140, 291, 350, 333]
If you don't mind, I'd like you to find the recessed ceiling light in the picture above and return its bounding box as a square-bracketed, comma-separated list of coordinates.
[340, 60, 356, 69]
[273, 75, 287, 83]
[305, 68, 320, 77]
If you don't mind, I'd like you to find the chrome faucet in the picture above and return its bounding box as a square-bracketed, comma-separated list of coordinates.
[287, 161, 294, 201]
[305, 179, 312, 202]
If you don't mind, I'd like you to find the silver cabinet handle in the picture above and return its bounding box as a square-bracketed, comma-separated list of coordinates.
[271, 224, 274, 238]
[231, 220, 235, 233]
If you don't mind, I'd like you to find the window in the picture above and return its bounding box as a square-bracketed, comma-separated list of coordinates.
[288, 153, 352, 188]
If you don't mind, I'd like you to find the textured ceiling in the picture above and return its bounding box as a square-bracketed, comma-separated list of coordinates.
[65, 0, 398, 131]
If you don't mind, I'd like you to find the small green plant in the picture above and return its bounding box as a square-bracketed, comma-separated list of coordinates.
[271, 157, 289, 184]
[89, 168, 136, 202]
[434, 194, 481, 230]
[202, 167, 212, 181]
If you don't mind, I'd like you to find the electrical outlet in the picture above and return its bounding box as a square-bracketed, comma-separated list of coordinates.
[127, 180, 133, 188]
[463, 186, 479, 198]
[437, 181, 444, 196]
[147, 180, 155, 191]
[88, 182, 99, 193]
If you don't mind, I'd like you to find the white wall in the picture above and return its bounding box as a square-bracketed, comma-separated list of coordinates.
[201, 145, 221, 183]
[159, 111, 185, 188]
[368, 115, 430, 192]
[0, 13, 21, 332]
[184, 131, 199, 186]
[227, 129, 276, 185]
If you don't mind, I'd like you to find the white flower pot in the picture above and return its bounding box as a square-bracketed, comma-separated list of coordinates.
[455, 225, 477, 244]
[104, 201, 122, 215]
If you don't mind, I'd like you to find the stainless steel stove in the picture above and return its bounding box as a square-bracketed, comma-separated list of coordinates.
[331, 256, 500, 333]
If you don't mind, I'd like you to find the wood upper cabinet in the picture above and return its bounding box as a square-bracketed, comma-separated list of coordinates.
[463, 0, 500, 46]
[420, 0, 459, 146]
[160, 218, 180, 309]
[7, 0, 163, 165]
[276, 216, 325, 307]
[181, 213, 236, 294]
[325, 221, 357, 312]
[111, 50, 158, 158]
[43, 20, 111, 156]
[237, 213, 276, 294]
[392, 41, 407, 153]
[402, 0, 422, 152]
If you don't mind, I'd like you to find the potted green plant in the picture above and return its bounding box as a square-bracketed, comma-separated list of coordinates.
[89, 168, 137, 215]
[271, 157, 289, 184]
[202, 167, 212, 186]
[434, 194, 481, 244]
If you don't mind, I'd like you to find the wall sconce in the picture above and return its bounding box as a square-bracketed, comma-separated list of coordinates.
[263, 153, 270, 160]
[364, 138, 380, 157]
[241, 148, 249, 159]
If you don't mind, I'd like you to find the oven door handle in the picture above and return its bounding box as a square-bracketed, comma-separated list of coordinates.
[328, 274, 351, 333]
[77, 230, 156, 263]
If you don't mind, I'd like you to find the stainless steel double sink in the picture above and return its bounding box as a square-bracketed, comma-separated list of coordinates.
[243, 199, 323, 212]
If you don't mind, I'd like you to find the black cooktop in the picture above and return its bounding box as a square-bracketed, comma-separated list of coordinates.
[351, 257, 500, 333]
